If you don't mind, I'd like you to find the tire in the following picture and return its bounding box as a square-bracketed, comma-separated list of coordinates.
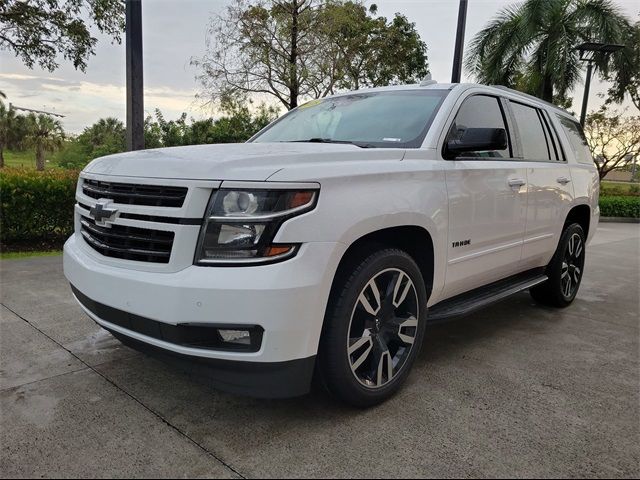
[530, 223, 586, 308]
[317, 248, 428, 407]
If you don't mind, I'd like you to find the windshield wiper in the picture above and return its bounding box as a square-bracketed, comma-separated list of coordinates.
[287, 138, 375, 148]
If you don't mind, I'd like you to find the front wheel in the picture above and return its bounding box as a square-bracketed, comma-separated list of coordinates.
[530, 223, 586, 308]
[317, 249, 428, 407]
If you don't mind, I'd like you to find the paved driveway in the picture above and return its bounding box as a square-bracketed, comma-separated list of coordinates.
[1, 224, 638, 478]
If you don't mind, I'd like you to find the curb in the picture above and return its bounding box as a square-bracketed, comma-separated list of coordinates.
[600, 217, 640, 224]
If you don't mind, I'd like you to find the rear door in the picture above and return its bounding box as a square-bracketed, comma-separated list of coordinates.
[442, 94, 528, 299]
[506, 101, 574, 269]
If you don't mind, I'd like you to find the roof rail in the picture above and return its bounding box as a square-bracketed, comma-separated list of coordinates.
[490, 85, 570, 114]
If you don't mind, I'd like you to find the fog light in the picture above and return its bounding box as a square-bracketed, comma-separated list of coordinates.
[218, 329, 251, 345]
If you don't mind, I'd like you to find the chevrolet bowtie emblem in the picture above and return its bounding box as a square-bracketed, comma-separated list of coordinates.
[90, 201, 118, 225]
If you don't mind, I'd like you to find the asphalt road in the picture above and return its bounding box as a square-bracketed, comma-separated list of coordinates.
[1, 224, 638, 478]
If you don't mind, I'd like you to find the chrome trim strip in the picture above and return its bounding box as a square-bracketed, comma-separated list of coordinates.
[523, 233, 554, 244]
[448, 239, 523, 265]
[80, 230, 171, 258]
[220, 180, 321, 190]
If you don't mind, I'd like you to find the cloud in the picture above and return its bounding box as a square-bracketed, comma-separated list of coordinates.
[1, 73, 201, 133]
[0, 73, 66, 82]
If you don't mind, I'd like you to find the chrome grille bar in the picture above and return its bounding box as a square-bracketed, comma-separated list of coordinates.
[80, 217, 174, 263]
[82, 179, 188, 207]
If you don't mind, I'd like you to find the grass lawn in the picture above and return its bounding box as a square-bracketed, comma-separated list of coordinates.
[3, 149, 61, 169]
[0, 250, 62, 260]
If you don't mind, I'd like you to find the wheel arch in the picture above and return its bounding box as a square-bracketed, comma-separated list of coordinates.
[330, 225, 435, 304]
[565, 203, 591, 238]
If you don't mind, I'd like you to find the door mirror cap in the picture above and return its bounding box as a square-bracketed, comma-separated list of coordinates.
[445, 128, 508, 159]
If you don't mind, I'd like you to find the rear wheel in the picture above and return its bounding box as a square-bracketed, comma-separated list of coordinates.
[318, 249, 427, 407]
[530, 223, 586, 308]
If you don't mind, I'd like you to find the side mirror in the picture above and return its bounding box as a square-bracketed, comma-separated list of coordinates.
[445, 127, 507, 159]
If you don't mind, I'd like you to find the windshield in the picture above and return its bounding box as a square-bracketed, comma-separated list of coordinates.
[251, 90, 448, 148]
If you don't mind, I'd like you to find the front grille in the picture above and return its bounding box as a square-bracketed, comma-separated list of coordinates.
[80, 217, 174, 263]
[82, 179, 188, 207]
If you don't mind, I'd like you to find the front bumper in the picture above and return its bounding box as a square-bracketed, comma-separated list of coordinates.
[64, 235, 346, 397]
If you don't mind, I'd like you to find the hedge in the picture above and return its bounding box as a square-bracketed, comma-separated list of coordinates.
[599, 195, 640, 219]
[0, 168, 79, 248]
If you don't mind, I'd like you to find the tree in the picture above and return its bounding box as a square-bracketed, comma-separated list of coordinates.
[605, 21, 640, 112]
[53, 103, 278, 170]
[6, 113, 31, 152]
[320, 3, 428, 92]
[0, 0, 124, 72]
[27, 114, 65, 171]
[144, 101, 278, 148]
[186, 100, 278, 144]
[56, 117, 125, 169]
[146, 110, 190, 148]
[193, 0, 428, 110]
[466, 0, 630, 103]
[77, 117, 126, 158]
[585, 108, 640, 181]
[0, 102, 16, 168]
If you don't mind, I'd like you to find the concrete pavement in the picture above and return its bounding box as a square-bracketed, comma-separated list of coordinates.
[1, 224, 638, 478]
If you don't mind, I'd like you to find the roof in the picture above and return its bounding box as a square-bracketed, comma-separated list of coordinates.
[325, 82, 573, 116]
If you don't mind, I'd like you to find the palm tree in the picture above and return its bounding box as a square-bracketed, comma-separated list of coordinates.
[27, 113, 65, 171]
[466, 0, 630, 104]
[0, 102, 15, 168]
[606, 21, 640, 112]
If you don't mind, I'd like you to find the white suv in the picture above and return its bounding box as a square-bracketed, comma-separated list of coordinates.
[64, 82, 599, 406]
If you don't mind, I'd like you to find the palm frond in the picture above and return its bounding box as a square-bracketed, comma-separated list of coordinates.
[465, 3, 532, 86]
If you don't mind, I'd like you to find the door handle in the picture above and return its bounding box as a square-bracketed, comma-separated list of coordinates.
[557, 176, 571, 185]
[508, 178, 526, 188]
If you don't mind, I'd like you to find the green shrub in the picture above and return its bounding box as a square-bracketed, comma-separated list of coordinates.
[0, 168, 79, 247]
[54, 141, 92, 169]
[599, 195, 640, 218]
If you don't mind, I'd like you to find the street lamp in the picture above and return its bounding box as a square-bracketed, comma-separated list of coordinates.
[576, 42, 623, 126]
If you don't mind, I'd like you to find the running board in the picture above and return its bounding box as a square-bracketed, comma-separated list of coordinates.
[428, 270, 548, 323]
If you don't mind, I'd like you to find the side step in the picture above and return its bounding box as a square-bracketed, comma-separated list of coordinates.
[428, 269, 548, 323]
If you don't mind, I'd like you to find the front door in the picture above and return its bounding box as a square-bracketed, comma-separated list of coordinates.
[442, 94, 528, 299]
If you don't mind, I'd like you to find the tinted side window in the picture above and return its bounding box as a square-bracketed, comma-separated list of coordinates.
[510, 101, 551, 160]
[557, 115, 594, 165]
[539, 110, 565, 161]
[447, 95, 510, 158]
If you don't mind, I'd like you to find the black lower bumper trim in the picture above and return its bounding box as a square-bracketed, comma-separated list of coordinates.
[71, 284, 263, 352]
[71, 284, 315, 398]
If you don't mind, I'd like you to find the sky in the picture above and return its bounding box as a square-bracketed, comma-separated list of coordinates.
[0, 0, 638, 133]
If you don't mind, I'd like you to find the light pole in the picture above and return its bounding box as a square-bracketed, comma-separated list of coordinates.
[451, 0, 468, 83]
[125, 0, 144, 151]
[576, 42, 623, 126]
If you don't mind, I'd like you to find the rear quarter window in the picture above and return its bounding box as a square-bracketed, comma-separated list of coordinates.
[557, 115, 594, 165]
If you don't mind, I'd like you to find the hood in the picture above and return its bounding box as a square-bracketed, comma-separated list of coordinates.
[83, 143, 405, 181]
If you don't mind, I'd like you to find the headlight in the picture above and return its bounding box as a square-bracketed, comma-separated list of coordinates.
[195, 186, 318, 265]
